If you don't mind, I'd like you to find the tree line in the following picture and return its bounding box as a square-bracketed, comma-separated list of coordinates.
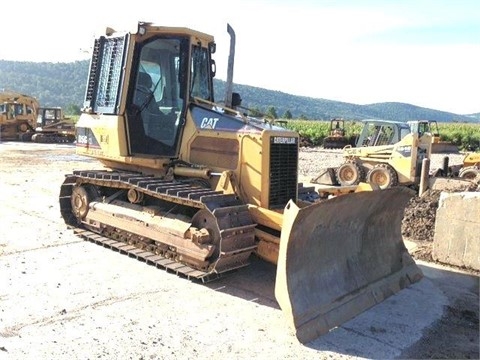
[0, 60, 478, 122]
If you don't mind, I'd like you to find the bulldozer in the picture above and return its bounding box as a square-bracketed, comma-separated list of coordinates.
[322, 118, 349, 149]
[34, 106, 76, 143]
[407, 119, 458, 153]
[0, 91, 76, 143]
[0, 90, 39, 141]
[59, 22, 423, 343]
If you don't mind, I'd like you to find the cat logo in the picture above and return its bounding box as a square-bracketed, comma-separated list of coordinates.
[200, 117, 220, 129]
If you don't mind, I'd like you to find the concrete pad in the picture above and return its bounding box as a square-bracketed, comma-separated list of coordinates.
[433, 192, 480, 270]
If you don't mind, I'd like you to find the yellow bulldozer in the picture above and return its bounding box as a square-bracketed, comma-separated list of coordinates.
[0, 90, 39, 141]
[407, 119, 458, 153]
[322, 118, 350, 149]
[34, 106, 76, 143]
[0, 91, 76, 143]
[59, 22, 422, 343]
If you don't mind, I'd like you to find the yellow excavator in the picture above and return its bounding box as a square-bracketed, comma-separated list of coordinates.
[59, 22, 422, 343]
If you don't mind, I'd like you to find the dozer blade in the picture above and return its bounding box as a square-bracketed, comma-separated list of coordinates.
[275, 187, 423, 344]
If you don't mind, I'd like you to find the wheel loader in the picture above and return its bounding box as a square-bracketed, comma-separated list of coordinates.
[332, 120, 432, 189]
[59, 22, 423, 343]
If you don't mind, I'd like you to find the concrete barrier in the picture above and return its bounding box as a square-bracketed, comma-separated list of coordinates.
[433, 192, 480, 271]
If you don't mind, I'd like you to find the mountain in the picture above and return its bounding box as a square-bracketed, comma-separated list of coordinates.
[0, 60, 475, 122]
[0, 60, 87, 112]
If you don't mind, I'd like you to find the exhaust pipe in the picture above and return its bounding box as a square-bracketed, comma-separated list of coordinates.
[224, 24, 235, 108]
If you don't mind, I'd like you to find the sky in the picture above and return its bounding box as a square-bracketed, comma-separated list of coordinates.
[1, 0, 479, 114]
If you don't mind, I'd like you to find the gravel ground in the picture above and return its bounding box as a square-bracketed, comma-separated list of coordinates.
[0, 142, 478, 360]
[297, 147, 467, 179]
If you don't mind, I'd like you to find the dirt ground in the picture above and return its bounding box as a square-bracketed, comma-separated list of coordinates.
[0, 142, 478, 359]
[399, 179, 479, 359]
[300, 147, 480, 359]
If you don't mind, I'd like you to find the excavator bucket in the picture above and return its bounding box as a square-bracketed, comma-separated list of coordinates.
[275, 187, 423, 343]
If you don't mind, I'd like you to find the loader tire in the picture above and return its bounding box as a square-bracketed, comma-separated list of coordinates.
[459, 166, 480, 180]
[335, 160, 365, 186]
[366, 163, 398, 189]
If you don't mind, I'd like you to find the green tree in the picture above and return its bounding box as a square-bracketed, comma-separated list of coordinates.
[65, 104, 81, 115]
[249, 106, 263, 117]
[282, 110, 292, 119]
[266, 106, 278, 119]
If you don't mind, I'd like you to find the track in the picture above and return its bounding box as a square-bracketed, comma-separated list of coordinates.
[59, 170, 258, 282]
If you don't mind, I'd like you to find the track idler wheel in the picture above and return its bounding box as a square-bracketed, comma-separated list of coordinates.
[191, 209, 221, 260]
[71, 185, 100, 222]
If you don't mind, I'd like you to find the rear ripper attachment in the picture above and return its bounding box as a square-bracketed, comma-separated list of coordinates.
[59, 170, 257, 282]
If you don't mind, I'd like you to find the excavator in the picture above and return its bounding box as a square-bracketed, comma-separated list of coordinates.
[59, 22, 423, 343]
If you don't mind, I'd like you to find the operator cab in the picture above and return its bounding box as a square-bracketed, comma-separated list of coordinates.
[356, 119, 411, 147]
[81, 24, 216, 158]
[127, 34, 215, 156]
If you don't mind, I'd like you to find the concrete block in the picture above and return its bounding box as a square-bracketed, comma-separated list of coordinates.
[433, 192, 480, 270]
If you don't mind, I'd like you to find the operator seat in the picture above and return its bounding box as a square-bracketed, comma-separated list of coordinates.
[129, 72, 175, 155]
[134, 72, 157, 113]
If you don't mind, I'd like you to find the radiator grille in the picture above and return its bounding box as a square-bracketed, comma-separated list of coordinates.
[269, 137, 298, 209]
